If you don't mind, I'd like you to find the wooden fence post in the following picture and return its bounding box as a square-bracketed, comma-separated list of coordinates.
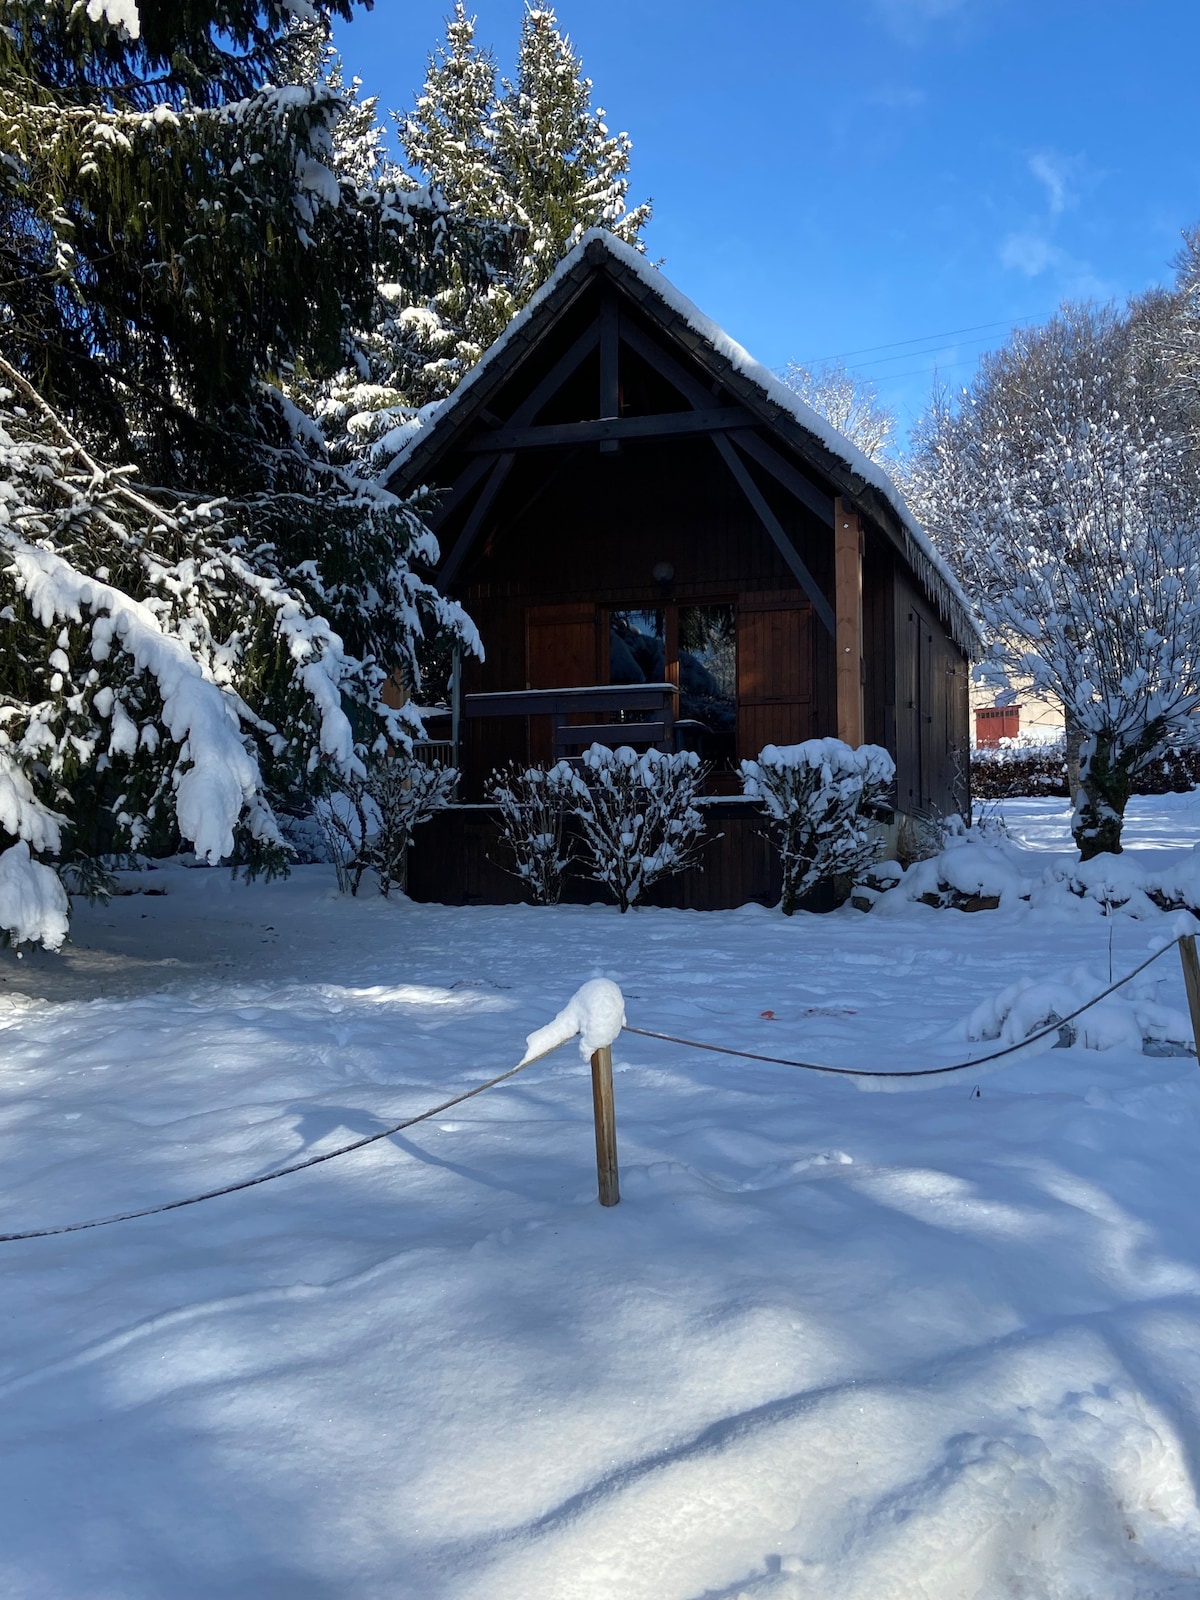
[590, 1044, 620, 1206]
[1180, 936, 1200, 1063]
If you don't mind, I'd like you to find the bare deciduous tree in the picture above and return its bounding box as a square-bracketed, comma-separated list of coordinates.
[780, 361, 896, 464]
[906, 304, 1200, 858]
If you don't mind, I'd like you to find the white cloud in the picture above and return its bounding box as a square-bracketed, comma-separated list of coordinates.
[1029, 150, 1075, 216]
[999, 233, 1116, 301]
[1000, 232, 1061, 277]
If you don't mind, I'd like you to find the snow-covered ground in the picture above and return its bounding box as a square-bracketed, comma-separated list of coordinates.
[4, 795, 1200, 1599]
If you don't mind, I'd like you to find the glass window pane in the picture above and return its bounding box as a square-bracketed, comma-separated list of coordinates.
[678, 603, 736, 766]
[609, 609, 665, 685]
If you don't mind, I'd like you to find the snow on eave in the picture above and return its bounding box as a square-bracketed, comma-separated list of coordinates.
[386, 229, 985, 659]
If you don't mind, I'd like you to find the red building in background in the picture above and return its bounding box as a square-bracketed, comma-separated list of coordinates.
[974, 704, 1022, 745]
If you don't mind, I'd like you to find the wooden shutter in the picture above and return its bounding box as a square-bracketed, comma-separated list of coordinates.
[525, 603, 600, 762]
[526, 603, 600, 689]
[736, 592, 815, 761]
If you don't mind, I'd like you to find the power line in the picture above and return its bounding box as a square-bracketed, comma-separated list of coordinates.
[861, 354, 983, 386]
[789, 311, 1051, 370]
[843, 326, 1038, 375]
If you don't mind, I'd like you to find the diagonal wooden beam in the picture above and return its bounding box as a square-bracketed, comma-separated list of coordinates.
[710, 433, 835, 635]
[619, 319, 834, 525]
[618, 316, 714, 408]
[731, 432, 834, 526]
[424, 451, 497, 530]
[507, 321, 601, 427]
[423, 322, 600, 529]
[436, 452, 514, 589]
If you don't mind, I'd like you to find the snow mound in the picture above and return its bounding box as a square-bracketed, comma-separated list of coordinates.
[873, 836, 1200, 923]
[874, 838, 1034, 912]
[961, 963, 1193, 1054]
[521, 978, 627, 1064]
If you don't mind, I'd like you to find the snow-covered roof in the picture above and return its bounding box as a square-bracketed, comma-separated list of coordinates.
[388, 229, 984, 657]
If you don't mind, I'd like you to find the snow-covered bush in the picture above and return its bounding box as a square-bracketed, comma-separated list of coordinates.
[961, 965, 1193, 1055]
[487, 760, 577, 905]
[318, 756, 457, 898]
[971, 738, 1200, 801]
[570, 745, 708, 913]
[741, 740, 895, 915]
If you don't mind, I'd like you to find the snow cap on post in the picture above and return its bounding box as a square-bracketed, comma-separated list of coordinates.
[520, 979, 627, 1064]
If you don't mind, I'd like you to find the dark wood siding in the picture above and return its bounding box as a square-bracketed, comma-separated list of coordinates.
[736, 592, 816, 759]
[862, 534, 895, 752]
[894, 570, 970, 820]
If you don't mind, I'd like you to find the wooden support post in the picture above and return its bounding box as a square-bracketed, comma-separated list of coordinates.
[835, 497, 864, 747]
[1179, 935, 1200, 1062]
[590, 1044, 620, 1206]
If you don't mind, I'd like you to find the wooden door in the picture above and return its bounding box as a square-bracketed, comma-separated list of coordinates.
[526, 603, 600, 761]
[736, 592, 815, 761]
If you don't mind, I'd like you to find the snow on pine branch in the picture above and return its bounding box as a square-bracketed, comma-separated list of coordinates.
[0, 363, 381, 946]
[5, 536, 269, 864]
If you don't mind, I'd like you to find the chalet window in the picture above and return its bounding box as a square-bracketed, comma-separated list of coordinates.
[608, 602, 737, 768]
[609, 608, 665, 686]
[679, 604, 736, 767]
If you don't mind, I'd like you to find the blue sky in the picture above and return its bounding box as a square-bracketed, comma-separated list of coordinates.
[335, 0, 1200, 434]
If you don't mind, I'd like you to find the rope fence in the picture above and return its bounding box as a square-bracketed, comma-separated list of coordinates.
[625, 937, 1185, 1081]
[3, 935, 1199, 1242]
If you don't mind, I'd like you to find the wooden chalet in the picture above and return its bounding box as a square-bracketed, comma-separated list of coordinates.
[388, 230, 982, 910]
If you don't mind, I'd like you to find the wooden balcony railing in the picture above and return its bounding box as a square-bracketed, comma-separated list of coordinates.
[464, 683, 679, 760]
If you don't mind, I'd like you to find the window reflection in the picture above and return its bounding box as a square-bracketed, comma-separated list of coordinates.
[608, 603, 737, 769]
[679, 604, 736, 767]
[609, 609, 665, 685]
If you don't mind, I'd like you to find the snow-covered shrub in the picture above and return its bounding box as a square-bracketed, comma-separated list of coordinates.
[487, 761, 577, 905]
[971, 738, 1200, 801]
[0, 841, 70, 952]
[318, 756, 457, 898]
[741, 739, 895, 915]
[570, 745, 708, 913]
[971, 740, 1069, 799]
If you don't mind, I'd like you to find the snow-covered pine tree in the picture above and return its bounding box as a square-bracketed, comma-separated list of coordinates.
[493, 7, 651, 300]
[301, 4, 653, 459]
[402, 2, 504, 218]
[0, 0, 479, 944]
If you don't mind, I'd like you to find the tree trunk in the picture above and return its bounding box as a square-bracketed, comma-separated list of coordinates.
[1072, 735, 1132, 860]
[1064, 714, 1085, 809]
